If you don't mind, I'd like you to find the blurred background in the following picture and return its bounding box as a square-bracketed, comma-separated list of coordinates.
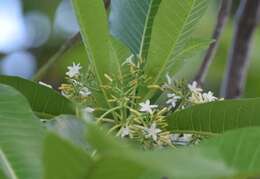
[0, 0, 259, 97]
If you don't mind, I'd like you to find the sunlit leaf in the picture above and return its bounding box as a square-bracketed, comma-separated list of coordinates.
[143, 0, 208, 98]
[167, 98, 260, 134]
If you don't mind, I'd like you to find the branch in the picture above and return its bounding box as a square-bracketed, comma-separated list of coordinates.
[33, 0, 111, 81]
[221, 0, 260, 98]
[194, 0, 232, 85]
[33, 33, 81, 81]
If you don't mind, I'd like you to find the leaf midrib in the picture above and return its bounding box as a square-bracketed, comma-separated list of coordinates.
[144, 0, 197, 99]
[0, 149, 18, 179]
[138, 0, 156, 58]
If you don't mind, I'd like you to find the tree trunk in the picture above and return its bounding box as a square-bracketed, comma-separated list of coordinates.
[194, 0, 232, 85]
[221, 0, 260, 98]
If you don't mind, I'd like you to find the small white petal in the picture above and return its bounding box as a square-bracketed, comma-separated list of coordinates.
[122, 54, 135, 66]
[188, 81, 202, 94]
[145, 123, 161, 141]
[120, 127, 130, 138]
[139, 100, 158, 114]
[166, 93, 181, 108]
[66, 62, 82, 78]
[202, 91, 217, 102]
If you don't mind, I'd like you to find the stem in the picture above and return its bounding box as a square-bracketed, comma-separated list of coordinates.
[221, 0, 260, 98]
[194, 0, 232, 85]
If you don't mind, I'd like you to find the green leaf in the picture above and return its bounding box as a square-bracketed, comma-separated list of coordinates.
[0, 76, 75, 118]
[72, 0, 121, 108]
[85, 123, 233, 179]
[143, 0, 208, 98]
[201, 127, 260, 177]
[109, 0, 161, 58]
[167, 98, 260, 134]
[170, 38, 213, 74]
[110, 37, 131, 67]
[43, 133, 92, 179]
[0, 84, 45, 179]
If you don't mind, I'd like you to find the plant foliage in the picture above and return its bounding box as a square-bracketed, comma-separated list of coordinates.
[0, 0, 260, 178]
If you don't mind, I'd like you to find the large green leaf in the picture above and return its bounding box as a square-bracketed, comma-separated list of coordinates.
[167, 98, 260, 134]
[43, 133, 92, 179]
[0, 84, 45, 179]
[109, 0, 161, 58]
[169, 38, 212, 74]
[110, 37, 131, 67]
[201, 127, 260, 177]
[0, 76, 75, 118]
[143, 0, 208, 98]
[72, 0, 121, 108]
[85, 123, 233, 179]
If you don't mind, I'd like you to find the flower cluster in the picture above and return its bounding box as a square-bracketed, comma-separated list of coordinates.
[59, 62, 95, 115]
[188, 81, 219, 104]
[60, 60, 222, 149]
[162, 75, 221, 111]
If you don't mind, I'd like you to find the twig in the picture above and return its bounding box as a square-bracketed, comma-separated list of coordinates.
[33, 33, 81, 81]
[33, 0, 111, 81]
[221, 0, 260, 98]
[194, 0, 232, 85]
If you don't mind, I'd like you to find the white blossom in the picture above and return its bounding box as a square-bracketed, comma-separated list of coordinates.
[202, 91, 217, 102]
[188, 81, 202, 94]
[139, 100, 158, 114]
[79, 87, 91, 97]
[145, 123, 161, 141]
[122, 54, 135, 66]
[166, 93, 181, 108]
[189, 92, 204, 104]
[38, 81, 52, 88]
[120, 127, 130, 138]
[66, 62, 82, 78]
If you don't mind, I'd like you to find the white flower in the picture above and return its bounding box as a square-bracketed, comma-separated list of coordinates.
[166, 93, 181, 108]
[66, 62, 82, 78]
[188, 81, 202, 94]
[139, 100, 158, 114]
[202, 91, 217, 102]
[145, 123, 161, 141]
[120, 127, 130, 138]
[122, 54, 135, 66]
[38, 81, 52, 88]
[189, 92, 204, 104]
[84, 107, 95, 113]
[79, 87, 91, 97]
